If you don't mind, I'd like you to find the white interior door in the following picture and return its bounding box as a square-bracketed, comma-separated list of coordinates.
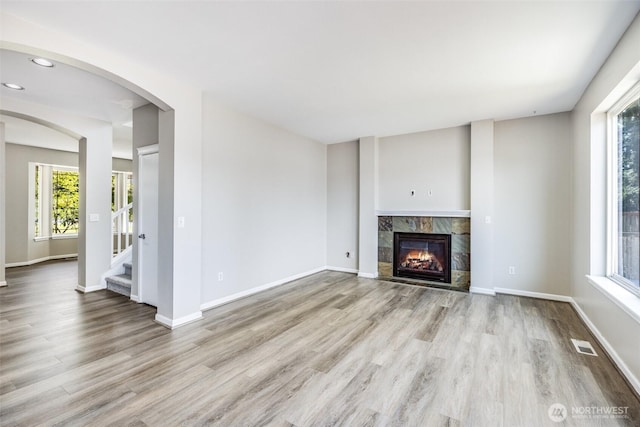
[137, 145, 159, 307]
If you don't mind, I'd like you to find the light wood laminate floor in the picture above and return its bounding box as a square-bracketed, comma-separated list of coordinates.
[1, 260, 638, 426]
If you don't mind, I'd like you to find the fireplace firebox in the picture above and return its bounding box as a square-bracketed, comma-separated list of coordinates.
[393, 232, 451, 283]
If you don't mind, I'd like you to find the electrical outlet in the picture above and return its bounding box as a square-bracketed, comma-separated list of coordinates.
[218, 272, 223, 281]
[508, 266, 516, 275]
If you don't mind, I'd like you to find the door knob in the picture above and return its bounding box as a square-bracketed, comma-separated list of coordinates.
[138, 233, 146, 239]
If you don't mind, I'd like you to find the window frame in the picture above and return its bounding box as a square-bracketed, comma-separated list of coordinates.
[606, 82, 640, 297]
[32, 163, 80, 240]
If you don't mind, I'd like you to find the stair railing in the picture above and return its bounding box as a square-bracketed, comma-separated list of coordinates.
[112, 202, 133, 258]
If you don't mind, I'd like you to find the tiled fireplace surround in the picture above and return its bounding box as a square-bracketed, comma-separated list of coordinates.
[377, 216, 471, 290]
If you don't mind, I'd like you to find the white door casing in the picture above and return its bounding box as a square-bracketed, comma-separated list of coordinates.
[137, 144, 159, 307]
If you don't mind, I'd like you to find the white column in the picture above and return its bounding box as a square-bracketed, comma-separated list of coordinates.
[358, 136, 379, 278]
[156, 108, 203, 328]
[132, 104, 203, 329]
[470, 120, 495, 294]
[77, 127, 113, 292]
[156, 110, 177, 324]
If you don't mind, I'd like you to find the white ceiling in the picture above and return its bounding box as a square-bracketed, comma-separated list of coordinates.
[1, 1, 639, 144]
[0, 114, 79, 153]
[0, 49, 145, 158]
[0, 49, 147, 126]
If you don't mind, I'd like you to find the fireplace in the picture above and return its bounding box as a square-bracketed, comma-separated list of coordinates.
[393, 232, 451, 283]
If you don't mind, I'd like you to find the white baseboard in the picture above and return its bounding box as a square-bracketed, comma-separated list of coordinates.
[200, 266, 326, 312]
[492, 286, 639, 395]
[130, 294, 141, 303]
[0, 281, 6, 287]
[326, 266, 358, 274]
[570, 299, 640, 396]
[155, 311, 203, 329]
[6, 253, 78, 268]
[75, 283, 105, 293]
[357, 272, 378, 279]
[494, 287, 572, 302]
[469, 286, 496, 296]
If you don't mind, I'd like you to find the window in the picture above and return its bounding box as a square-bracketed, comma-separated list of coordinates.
[33, 164, 79, 238]
[32, 164, 133, 240]
[52, 169, 80, 234]
[608, 83, 640, 296]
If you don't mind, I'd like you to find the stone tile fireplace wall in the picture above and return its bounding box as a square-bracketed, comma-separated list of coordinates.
[378, 216, 470, 290]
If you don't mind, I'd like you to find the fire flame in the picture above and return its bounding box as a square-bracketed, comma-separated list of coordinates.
[407, 250, 432, 261]
[401, 250, 443, 272]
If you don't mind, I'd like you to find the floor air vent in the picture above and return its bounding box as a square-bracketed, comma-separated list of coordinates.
[571, 338, 597, 356]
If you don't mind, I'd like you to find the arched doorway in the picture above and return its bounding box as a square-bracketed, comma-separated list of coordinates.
[0, 20, 203, 326]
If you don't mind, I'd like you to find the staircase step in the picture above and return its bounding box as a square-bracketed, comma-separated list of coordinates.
[123, 262, 132, 277]
[106, 274, 131, 297]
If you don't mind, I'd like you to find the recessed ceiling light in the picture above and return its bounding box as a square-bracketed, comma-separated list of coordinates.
[31, 57, 55, 68]
[2, 83, 25, 90]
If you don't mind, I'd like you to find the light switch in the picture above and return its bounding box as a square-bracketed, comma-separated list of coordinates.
[89, 213, 100, 222]
[177, 216, 185, 228]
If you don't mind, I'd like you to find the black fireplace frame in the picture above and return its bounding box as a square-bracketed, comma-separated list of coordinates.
[393, 232, 452, 283]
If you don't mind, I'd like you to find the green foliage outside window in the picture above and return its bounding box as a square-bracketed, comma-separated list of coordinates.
[617, 96, 639, 287]
[34, 165, 40, 236]
[619, 98, 639, 213]
[52, 170, 79, 234]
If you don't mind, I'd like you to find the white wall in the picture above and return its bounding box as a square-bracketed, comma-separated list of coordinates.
[494, 113, 572, 295]
[327, 140, 359, 272]
[378, 126, 470, 211]
[358, 136, 379, 277]
[5, 143, 78, 265]
[470, 120, 494, 293]
[200, 97, 327, 306]
[571, 13, 640, 389]
[112, 158, 132, 172]
[360, 116, 572, 297]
